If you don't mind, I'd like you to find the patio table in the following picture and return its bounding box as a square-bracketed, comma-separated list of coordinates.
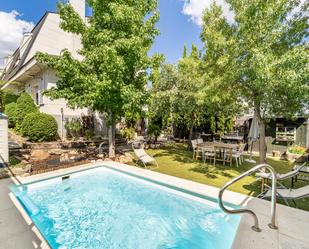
[197, 142, 239, 166]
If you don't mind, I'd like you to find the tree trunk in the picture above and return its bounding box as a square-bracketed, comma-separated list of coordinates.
[187, 114, 195, 149]
[171, 113, 175, 138]
[256, 108, 267, 164]
[108, 117, 116, 159]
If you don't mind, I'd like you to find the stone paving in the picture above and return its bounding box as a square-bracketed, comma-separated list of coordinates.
[0, 178, 48, 249]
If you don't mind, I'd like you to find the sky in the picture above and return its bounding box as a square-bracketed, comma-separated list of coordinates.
[0, 0, 233, 68]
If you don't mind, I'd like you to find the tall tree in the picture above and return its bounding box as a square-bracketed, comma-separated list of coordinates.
[177, 44, 204, 141]
[201, 1, 309, 163]
[149, 62, 178, 131]
[37, 0, 159, 157]
[182, 44, 187, 58]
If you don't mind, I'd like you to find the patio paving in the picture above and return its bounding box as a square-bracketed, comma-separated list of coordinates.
[0, 178, 49, 249]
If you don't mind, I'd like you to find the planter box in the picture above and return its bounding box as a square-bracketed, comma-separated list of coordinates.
[286, 152, 302, 161]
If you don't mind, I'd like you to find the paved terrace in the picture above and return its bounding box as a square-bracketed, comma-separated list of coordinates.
[0, 162, 309, 249]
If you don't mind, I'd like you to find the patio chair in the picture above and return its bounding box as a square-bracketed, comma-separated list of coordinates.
[257, 162, 307, 196]
[191, 139, 203, 160]
[202, 147, 216, 163]
[231, 143, 247, 167]
[262, 184, 309, 207]
[197, 138, 203, 144]
[132, 141, 158, 169]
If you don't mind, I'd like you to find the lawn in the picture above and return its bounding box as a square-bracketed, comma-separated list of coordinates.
[136, 143, 309, 211]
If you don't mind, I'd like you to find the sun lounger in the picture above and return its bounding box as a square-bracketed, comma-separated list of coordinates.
[262, 185, 309, 207]
[132, 142, 158, 169]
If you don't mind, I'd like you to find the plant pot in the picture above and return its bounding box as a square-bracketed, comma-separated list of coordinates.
[286, 152, 302, 161]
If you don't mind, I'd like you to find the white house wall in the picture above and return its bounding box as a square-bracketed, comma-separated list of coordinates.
[24, 13, 83, 64]
[3, 8, 108, 138]
[38, 69, 88, 117]
[23, 69, 108, 138]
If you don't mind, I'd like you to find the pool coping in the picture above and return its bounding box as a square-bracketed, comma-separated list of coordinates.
[10, 161, 309, 249]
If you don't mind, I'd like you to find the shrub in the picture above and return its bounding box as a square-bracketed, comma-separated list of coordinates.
[4, 102, 17, 127]
[21, 112, 58, 142]
[3, 92, 19, 106]
[288, 146, 306, 155]
[84, 129, 94, 140]
[81, 115, 95, 140]
[16, 92, 39, 130]
[120, 127, 135, 142]
[147, 124, 162, 143]
[64, 118, 82, 139]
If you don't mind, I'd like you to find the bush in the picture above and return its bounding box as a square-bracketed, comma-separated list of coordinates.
[0, 90, 19, 113]
[16, 93, 38, 130]
[81, 115, 95, 140]
[288, 146, 306, 155]
[4, 102, 17, 127]
[120, 127, 135, 141]
[3, 92, 19, 106]
[147, 124, 162, 143]
[64, 118, 82, 139]
[21, 112, 58, 142]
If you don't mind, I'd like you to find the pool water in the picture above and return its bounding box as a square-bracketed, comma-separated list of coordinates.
[11, 167, 240, 249]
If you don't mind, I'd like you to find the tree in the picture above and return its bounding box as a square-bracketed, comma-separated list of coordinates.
[182, 44, 187, 58]
[37, 0, 159, 157]
[150, 45, 236, 141]
[177, 44, 204, 141]
[0, 80, 7, 112]
[201, 1, 309, 163]
[149, 62, 178, 134]
[150, 45, 204, 141]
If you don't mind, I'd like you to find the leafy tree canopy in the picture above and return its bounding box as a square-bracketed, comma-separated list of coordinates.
[37, 0, 160, 156]
[201, 0, 309, 162]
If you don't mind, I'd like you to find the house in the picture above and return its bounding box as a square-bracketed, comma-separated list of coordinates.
[0, 0, 106, 138]
[236, 115, 309, 154]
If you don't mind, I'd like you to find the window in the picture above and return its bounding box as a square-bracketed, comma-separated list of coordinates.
[32, 85, 39, 105]
[35, 91, 39, 105]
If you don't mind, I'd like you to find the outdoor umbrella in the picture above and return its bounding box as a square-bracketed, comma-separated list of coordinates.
[245, 115, 259, 163]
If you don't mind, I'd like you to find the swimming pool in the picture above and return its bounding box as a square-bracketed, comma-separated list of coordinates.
[10, 166, 240, 249]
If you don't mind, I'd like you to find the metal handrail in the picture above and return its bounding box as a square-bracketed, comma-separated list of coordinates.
[218, 164, 278, 232]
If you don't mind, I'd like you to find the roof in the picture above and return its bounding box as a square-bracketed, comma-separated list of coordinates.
[1, 12, 51, 81]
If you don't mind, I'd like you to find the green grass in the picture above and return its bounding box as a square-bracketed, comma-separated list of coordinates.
[133, 143, 309, 211]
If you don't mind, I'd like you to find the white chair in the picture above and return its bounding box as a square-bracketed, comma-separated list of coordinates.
[202, 147, 216, 163]
[191, 139, 203, 160]
[231, 143, 246, 167]
[197, 138, 203, 144]
[132, 142, 158, 169]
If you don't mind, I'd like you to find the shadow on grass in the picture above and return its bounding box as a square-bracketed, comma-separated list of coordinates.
[146, 143, 309, 211]
[190, 164, 235, 179]
[150, 143, 296, 185]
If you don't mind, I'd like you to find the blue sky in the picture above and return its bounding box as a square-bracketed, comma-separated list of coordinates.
[0, 0, 221, 67]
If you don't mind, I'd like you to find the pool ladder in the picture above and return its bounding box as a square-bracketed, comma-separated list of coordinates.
[218, 164, 278, 232]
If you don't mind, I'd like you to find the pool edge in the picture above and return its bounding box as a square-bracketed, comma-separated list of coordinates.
[10, 161, 309, 249]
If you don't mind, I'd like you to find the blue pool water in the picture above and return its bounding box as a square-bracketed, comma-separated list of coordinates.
[11, 167, 240, 249]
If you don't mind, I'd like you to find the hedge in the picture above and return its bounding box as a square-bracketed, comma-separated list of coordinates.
[4, 102, 17, 127]
[3, 92, 19, 106]
[16, 92, 38, 130]
[21, 112, 58, 142]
